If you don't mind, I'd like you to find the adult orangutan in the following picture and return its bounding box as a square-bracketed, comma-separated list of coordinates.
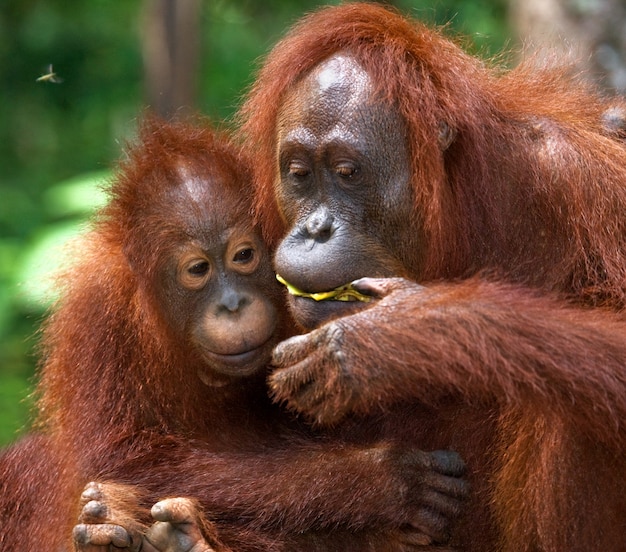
[233, 3, 626, 551]
[0, 116, 466, 552]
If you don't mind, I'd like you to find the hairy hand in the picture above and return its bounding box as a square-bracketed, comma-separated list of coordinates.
[271, 277, 426, 425]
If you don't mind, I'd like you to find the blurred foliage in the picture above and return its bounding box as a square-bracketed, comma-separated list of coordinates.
[0, 0, 509, 445]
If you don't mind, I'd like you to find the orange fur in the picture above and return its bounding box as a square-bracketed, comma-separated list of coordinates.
[239, 3, 626, 550]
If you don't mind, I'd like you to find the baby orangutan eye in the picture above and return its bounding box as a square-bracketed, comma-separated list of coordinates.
[230, 245, 261, 274]
[178, 257, 212, 290]
[188, 260, 209, 275]
[233, 248, 255, 264]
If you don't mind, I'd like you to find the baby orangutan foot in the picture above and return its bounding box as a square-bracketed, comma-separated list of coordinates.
[73, 481, 148, 551]
[144, 497, 230, 552]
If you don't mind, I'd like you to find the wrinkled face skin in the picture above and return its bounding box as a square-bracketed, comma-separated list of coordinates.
[156, 173, 281, 381]
[275, 54, 415, 329]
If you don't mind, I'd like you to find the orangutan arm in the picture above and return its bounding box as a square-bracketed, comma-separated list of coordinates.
[270, 277, 626, 445]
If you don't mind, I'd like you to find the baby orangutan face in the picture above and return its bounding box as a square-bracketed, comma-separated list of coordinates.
[152, 167, 283, 381]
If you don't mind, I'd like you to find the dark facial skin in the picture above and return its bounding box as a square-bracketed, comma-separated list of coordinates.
[275, 54, 417, 329]
[155, 170, 279, 380]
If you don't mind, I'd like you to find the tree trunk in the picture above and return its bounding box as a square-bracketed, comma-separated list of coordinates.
[141, 0, 201, 118]
[509, 0, 626, 94]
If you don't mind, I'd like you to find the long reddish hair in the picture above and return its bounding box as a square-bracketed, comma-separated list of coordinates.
[36, 117, 252, 443]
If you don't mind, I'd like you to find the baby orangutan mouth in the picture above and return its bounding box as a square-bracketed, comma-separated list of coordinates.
[276, 274, 372, 303]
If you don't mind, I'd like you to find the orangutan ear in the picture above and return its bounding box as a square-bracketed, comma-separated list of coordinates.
[437, 120, 457, 151]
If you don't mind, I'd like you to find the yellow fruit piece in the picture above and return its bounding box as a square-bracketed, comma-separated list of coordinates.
[276, 274, 372, 302]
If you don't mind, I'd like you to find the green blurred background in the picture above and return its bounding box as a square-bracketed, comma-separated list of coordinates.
[0, 0, 579, 446]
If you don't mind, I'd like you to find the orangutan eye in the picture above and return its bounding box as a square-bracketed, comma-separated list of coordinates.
[179, 256, 212, 291]
[336, 163, 358, 179]
[233, 248, 255, 264]
[288, 161, 310, 178]
[188, 260, 209, 275]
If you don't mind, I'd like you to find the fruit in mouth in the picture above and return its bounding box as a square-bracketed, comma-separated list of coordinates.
[276, 274, 372, 302]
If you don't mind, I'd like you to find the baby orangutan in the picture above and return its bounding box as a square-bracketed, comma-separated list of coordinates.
[8, 117, 467, 552]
